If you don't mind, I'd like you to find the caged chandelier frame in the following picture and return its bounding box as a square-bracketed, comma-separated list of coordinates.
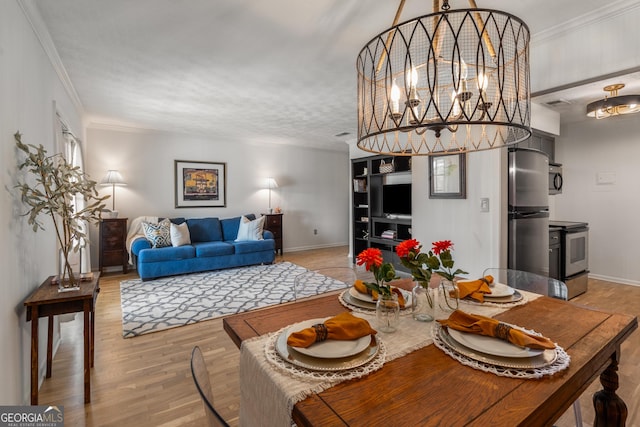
[356, 0, 532, 156]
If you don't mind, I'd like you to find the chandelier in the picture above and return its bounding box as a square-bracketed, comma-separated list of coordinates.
[356, 0, 531, 156]
[586, 83, 640, 119]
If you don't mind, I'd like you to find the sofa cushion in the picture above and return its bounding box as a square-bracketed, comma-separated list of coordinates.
[235, 215, 265, 242]
[233, 239, 275, 254]
[139, 245, 195, 263]
[187, 218, 222, 242]
[221, 216, 242, 241]
[170, 222, 191, 247]
[142, 219, 172, 248]
[193, 241, 234, 257]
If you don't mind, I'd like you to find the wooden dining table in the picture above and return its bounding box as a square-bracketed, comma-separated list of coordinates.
[224, 291, 637, 426]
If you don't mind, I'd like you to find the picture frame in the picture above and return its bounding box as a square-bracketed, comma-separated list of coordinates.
[429, 153, 466, 199]
[175, 160, 227, 208]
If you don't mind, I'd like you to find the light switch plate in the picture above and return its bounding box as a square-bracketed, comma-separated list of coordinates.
[480, 198, 490, 212]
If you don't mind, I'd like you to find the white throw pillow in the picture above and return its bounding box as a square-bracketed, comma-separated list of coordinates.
[235, 215, 265, 242]
[170, 222, 191, 247]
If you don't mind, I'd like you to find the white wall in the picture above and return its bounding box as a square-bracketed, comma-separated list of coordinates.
[531, 2, 640, 92]
[411, 150, 505, 279]
[0, 1, 83, 404]
[552, 116, 640, 285]
[85, 126, 350, 267]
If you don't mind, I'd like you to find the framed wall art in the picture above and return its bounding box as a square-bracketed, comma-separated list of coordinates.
[429, 153, 466, 199]
[175, 160, 227, 208]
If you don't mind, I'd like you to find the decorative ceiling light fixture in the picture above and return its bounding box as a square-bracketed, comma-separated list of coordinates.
[356, 0, 531, 156]
[586, 83, 640, 119]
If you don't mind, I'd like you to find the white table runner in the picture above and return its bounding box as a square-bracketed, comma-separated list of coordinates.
[239, 295, 536, 427]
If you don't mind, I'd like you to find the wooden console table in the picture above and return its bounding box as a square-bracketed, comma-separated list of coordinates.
[24, 273, 100, 405]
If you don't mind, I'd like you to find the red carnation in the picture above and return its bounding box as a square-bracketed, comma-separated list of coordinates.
[356, 248, 383, 271]
[396, 239, 420, 258]
[432, 240, 453, 255]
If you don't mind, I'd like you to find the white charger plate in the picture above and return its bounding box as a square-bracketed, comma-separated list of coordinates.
[349, 287, 412, 307]
[448, 328, 544, 358]
[286, 318, 371, 359]
[486, 282, 515, 298]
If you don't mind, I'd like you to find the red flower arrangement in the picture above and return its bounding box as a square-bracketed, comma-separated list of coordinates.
[356, 247, 396, 296]
[396, 239, 467, 283]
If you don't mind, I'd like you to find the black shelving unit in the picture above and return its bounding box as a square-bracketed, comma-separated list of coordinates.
[351, 154, 412, 272]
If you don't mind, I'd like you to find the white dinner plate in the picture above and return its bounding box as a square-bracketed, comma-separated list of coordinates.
[437, 325, 557, 369]
[275, 323, 379, 371]
[447, 328, 544, 358]
[341, 291, 376, 310]
[485, 282, 515, 298]
[286, 318, 371, 359]
[349, 286, 412, 307]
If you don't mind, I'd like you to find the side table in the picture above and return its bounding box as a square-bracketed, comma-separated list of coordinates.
[24, 273, 101, 404]
[99, 218, 128, 274]
[262, 213, 283, 255]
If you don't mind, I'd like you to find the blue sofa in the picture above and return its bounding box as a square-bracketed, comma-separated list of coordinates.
[131, 215, 275, 280]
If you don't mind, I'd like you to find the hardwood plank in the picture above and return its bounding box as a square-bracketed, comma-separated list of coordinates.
[37, 247, 640, 427]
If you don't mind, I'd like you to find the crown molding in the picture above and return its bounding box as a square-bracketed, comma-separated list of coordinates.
[533, 0, 640, 44]
[18, 0, 84, 116]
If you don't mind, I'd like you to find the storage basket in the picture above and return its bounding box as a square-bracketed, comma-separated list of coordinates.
[379, 159, 394, 174]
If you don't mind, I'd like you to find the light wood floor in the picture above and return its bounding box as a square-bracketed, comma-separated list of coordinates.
[38, 246, 639, 427]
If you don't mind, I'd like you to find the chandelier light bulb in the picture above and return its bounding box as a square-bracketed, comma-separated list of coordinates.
[390, 80, 401, 114]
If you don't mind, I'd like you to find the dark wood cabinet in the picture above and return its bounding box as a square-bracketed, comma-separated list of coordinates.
[99, 218, 128, 274]
[262, 213, 283, 255]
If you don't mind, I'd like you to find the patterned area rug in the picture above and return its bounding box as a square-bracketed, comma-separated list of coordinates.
[120, 262, 347, 338]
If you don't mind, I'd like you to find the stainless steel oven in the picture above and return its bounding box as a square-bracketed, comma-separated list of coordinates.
[565, 228, 588, 276]
[549, 221, 589, 299]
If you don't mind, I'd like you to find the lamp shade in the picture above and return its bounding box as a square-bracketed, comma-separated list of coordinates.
[100, 170, 126, 212]
[266, 177, 278, 189]
[100, 170, 126, 186]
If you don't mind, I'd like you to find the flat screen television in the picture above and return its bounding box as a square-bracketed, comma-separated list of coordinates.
[382, 183, 411, 216]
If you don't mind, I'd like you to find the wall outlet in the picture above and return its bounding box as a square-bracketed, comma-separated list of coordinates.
[313, 229, 318, 235]
[480, 198, 490, 212]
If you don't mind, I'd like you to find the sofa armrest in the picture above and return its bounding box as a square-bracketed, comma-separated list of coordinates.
[131, 236, 151, 256]
[263, 230, 274, 240]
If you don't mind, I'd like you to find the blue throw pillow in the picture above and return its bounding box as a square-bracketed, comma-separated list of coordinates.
[187, 218, 222, 242]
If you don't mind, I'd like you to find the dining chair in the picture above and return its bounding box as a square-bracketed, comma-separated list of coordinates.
[190, 346, 231, 427]
[293, 267, 359, 301]
[481, 268, 582, 427]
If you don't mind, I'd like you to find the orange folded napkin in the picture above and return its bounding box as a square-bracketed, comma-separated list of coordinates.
[438, 310, 556, 350]
[352, 280, 405, 308]
[457, 275, 494, 302]
[287, 312, 377, 348]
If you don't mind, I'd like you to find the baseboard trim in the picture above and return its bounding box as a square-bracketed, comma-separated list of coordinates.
[588, 273, 640, 287]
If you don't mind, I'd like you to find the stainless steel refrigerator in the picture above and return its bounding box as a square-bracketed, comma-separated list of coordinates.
[508, 148, 549, 276]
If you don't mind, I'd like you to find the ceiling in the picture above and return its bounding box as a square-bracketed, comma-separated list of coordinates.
[31, 0, 638, 151]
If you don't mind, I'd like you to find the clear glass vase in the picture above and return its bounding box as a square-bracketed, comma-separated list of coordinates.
[412, 282, 435, 322]
[437, 279, 460, 316]
[376, 293, 400, 333]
